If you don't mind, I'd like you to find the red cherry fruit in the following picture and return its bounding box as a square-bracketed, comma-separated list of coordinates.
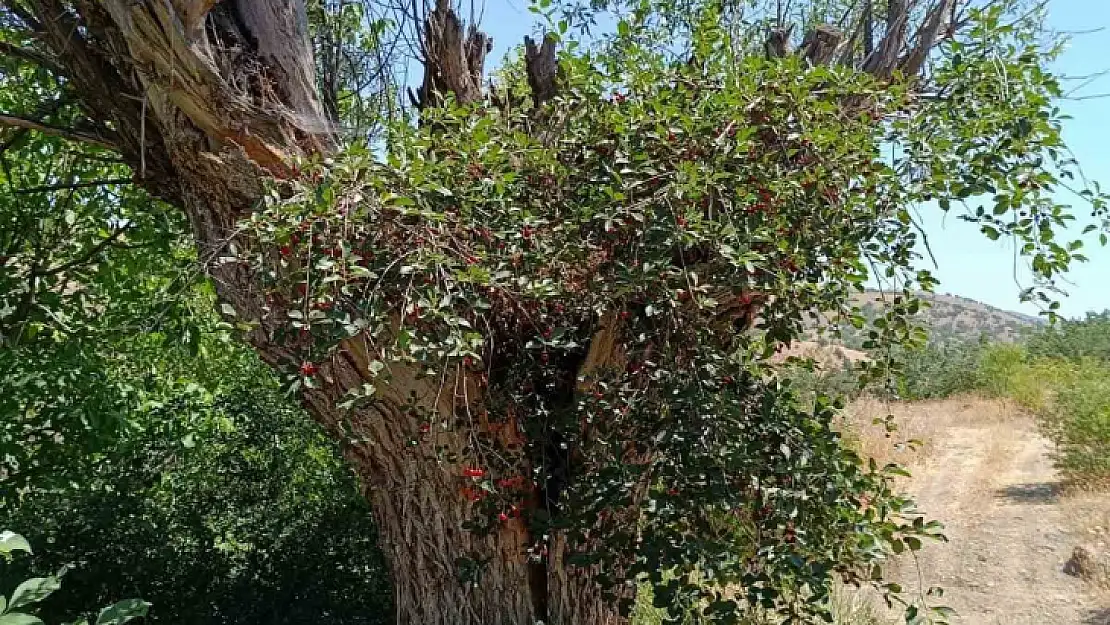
[300, 362, 318, 376]
[498, 512, 509, 523]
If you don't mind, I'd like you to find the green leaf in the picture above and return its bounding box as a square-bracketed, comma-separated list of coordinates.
[95, 599, 150, 625]
[0, 533, 31, 556]
[9, 577, 60, 610]
[0, 614, 45, 625]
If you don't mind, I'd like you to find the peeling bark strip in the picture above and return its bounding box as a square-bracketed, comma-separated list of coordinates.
[7, 0, 965, 622]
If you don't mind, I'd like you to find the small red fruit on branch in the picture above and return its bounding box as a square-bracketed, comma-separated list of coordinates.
[462, 467, 486, 478]
[299, 362, 318, 376]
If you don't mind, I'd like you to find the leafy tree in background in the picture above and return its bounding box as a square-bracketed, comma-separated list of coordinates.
[1027, 310, 1110, 363]
[1, 0, 1107, 624]
[2, 326, 392, 624]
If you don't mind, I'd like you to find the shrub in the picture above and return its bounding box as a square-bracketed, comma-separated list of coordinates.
[893, 341, 986, 401]
[1041, 360, 1110, 483]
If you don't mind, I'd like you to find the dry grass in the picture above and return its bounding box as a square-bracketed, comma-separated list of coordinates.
[837, 395, 1016, 470]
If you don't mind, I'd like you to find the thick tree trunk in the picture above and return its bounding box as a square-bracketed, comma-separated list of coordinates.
[11, 1, 625, 622]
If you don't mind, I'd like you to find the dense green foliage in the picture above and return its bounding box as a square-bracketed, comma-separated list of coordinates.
[2, 338, 391, 624]
[2, 0, 1109, 622]
[986, 316, 1110, 483]
[1027, 311, 1110, 363]
[1, 272, 392, 623]
[1, 529, 149, 625]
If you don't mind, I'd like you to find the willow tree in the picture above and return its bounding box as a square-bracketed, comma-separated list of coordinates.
[0, 0, 1104, 623]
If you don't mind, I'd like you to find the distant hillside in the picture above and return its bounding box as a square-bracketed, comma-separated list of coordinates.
[841, 291, 1044, 347]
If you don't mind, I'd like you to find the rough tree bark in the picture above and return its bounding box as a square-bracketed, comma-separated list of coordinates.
[1, 0, 956, 622]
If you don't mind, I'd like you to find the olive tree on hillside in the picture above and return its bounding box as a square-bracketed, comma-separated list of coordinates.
[1, 0, 1104, 623]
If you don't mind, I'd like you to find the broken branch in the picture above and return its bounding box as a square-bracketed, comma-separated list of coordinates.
[0, 112, 116, 150]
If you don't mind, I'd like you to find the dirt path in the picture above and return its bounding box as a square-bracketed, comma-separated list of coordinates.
[880, 401, 1108, 624]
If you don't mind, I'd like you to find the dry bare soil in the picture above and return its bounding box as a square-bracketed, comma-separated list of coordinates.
[841, 397, 1110, 625]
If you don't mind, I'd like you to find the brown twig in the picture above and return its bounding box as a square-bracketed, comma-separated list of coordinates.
[0, 112, 116, 149]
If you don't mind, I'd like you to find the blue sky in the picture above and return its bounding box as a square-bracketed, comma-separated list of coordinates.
[431, 0, 1110, 318]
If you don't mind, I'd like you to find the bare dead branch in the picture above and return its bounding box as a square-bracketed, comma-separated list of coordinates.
[799, 25, 843, 65]
[524, 34, 558, 107]
[766, 25, 793, 58]
[0, 112, 116, 149]
[418, 0, 491, 107]
[864, 0, 874, 56]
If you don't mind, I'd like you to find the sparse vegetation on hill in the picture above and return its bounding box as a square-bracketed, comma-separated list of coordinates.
[832, 290, 1043, 349]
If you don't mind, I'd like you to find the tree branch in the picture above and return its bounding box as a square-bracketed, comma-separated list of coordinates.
[14, 177, 132, 195]
[0, 40, 67, 75]
[0, 97, 66, 155]
[798, 25, 843, 65]
[0, 112, 117, 149]
[38, 226, 132, 277]
[899, 0, 954, 77]
[524, 35, 558, 107]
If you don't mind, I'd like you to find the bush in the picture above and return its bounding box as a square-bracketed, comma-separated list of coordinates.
[893, 341, 986, 401]
[974, 339, 1110, 484]
[1, 530, 149, 625]
[1, 383, 392, 625]
[1041, 360, 1110, 483]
